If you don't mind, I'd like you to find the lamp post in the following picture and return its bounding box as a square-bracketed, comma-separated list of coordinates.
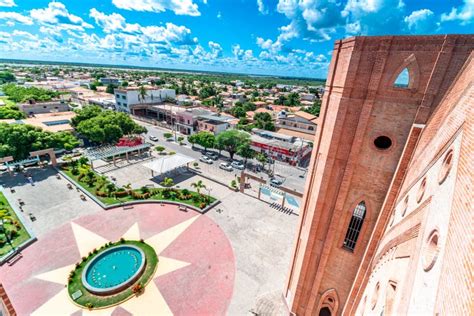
[206, 187, 213, 201]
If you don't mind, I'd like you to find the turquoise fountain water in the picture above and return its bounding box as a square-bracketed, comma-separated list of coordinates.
[82, 245, 146, 295]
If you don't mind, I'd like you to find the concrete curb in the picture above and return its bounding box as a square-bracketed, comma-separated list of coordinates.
[56, 168, 220, 214]
[0, 187, 37, 266]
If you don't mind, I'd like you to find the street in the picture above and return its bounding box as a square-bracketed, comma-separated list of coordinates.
[135, 119, 309, 192]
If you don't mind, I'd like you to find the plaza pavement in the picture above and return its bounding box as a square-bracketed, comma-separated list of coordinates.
[0, 163, 299, 315]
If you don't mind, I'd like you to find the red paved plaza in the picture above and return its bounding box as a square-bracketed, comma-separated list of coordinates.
[0, 203, 235, 315]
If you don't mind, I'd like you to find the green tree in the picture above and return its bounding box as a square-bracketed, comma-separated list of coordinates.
[160, 177, 174, 188]
[155, 146, 165, 154]
[212, 95, 224, 114]
[231, 106, 247, 118]
[275, 95, 287, 105]
[243, 102, 256, 111]
[256, 152, 267, 169]
[0, 71, 15, 84]
[191, 180, 206, 195]
[163, 132, 173, 140]
[285, 92, 300, 106]
[254, 112, 275, 131]
[216, 129, 250, 160]
[199, 85, 216, 99]
[237, 143, 255, 166]
[303, 100, 322, 117]
[72, 106, 147, 144]
[71, 106, 103, 127]
[138, 85, 147, 103]
[2, 83, 59, 103]
[0, 123, 79, 160]
[195, 131, 215, 151]
[0, 105, 26, 119]
[188, 134, 198, 148]
[105, 84, 116, 94]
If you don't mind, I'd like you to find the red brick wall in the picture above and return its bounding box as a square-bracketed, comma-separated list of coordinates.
[344, 52, 473, 314]
[0, 284, 16, 316]
[285, 35, 474, 316]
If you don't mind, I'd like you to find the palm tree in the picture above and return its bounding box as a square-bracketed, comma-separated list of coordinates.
[191, 180, 206, 195]
[213, 96, 223, 115]
[138, 85, 148, 104]
[0, 209, 13, 223]
[160, 177, 175, 188]
[123, 183, 132, 193]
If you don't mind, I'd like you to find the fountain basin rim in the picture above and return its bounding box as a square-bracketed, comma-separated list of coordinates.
[81, 244, 146, 295]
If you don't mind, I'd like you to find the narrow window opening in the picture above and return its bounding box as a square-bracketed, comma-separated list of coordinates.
[343, 201, 366, 251]
[319, 307, 331, 316]
[394, 68, 410, 88]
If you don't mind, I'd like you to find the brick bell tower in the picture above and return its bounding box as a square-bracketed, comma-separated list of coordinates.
[283, 35, 474, 315]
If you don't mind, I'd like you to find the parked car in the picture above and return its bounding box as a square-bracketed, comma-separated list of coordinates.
[270, 177, 284, 187]
[205, 151, 219, 160]
[219, 162, 233, 171]
[231, 160, 245, 170]
[149, 135, 159, 142]
[199, 156, 213, 164]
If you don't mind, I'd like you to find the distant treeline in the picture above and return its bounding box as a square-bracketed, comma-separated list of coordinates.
[0, 59, 326, 86]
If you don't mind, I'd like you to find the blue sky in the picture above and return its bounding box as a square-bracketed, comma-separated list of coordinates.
[0, 0, 472, 78]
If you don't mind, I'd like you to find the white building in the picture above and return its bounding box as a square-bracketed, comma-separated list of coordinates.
[114, 87, 176, 113]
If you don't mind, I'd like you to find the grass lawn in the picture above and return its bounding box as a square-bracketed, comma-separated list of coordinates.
[0, 96, 16, 107]
[0, 192, 31, 256]
[62, 167, 216, 209]
[67, 240, 158, 309]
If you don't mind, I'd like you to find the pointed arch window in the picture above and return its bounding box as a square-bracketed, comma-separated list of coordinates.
[394, 68, 410, 88]
[343, 201, 366, 251]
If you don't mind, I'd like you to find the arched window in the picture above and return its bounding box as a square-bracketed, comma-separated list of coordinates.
[319, 307, 331, 316]
[343, 201, 366, 251]
[394, 67, 409, 88]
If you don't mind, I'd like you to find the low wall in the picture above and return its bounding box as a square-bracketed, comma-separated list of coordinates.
[57, 168, 220, 214]
[0, 188, 37, 266]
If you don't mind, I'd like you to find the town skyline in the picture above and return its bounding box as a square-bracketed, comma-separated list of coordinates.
[0, 0, 472, 78]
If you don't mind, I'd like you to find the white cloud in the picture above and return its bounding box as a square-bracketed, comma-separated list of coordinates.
[232, 44, 254, 61]
[142, 23, 198, 45]
[0, 11, 33, 25]
[342, 0, 406, 35]
[217, 11, 222, 19]
[256, 37, 273, 50]
[0, 0, 15, 7]
[12, 30, 38, 40]
[89, 8, 140, 34]
[208, 41, 223, 58]
[89, 9, 197, 47]
[30, 2, 92, 28]
[112, 0, 200, 16]
[404, 9, 437, 33]
[272, 0, 343, 50]
[257, 0, 268, 15]
[441, 0, 474, 25]
[0, 30, 11, 43]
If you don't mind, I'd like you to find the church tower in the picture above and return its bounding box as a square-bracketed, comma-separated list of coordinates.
[284, 35, 474, 315]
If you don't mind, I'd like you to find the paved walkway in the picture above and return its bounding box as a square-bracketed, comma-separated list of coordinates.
[0, 204, 235, 315]
[0, 167, 102, 237]
[0, 165, 299, 315]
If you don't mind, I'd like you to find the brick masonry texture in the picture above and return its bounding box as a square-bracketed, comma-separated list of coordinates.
[284, 35, 474, 315]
